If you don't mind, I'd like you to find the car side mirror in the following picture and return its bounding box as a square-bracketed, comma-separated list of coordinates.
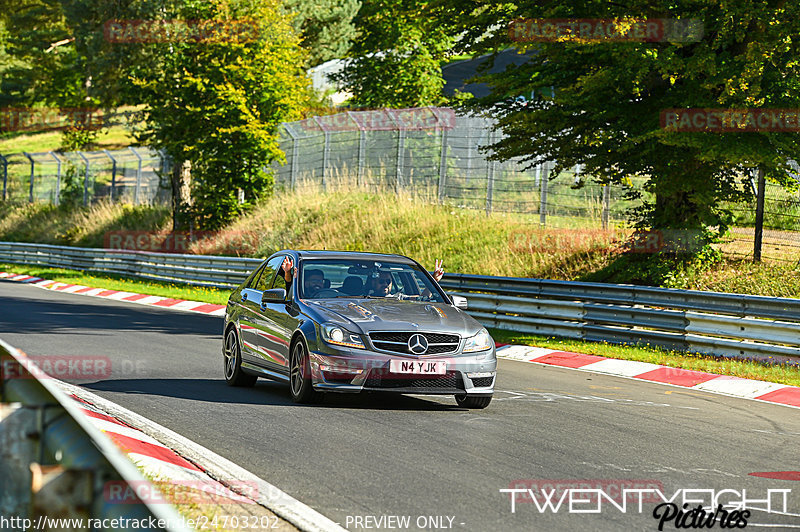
[450, 295, 468, 309]
[262, 288, 287, 303]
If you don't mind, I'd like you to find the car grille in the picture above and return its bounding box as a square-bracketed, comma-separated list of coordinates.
[365, 370, 464, 391]
[368, 332, 460, 355]
[471, 376, 494, 388]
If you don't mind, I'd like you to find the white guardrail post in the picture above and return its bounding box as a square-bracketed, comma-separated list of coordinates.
[0, 338, 192, 531]
[1, 241, 799, 364]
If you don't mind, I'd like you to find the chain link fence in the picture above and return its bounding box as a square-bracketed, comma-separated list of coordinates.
[2, 106, 799, 261]
[273, 107, 800, 262]
[0, 147, 170, 206]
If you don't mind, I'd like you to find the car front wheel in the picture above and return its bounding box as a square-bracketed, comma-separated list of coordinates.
[455, 395, 492, 409]
[289, 338, 323, 404]
[224, 328, 257, 387]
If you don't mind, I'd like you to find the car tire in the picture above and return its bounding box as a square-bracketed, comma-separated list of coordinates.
[289, 337, 323, 404]
[224, 328, 257, 387]
[455, 395, 492, 409]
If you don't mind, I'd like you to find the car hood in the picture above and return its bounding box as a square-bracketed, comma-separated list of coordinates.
[305, 298, 480, 335]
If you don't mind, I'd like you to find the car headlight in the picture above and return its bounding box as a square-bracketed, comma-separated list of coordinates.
[321, 323, 365, 349]
[463, 329, 493, 353]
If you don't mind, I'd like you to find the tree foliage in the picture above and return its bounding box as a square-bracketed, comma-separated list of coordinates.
[132, 0, 309, 229]
[284, 0, 360, 67]
[445, 0, 800, 249]
[336, 0, 456, 108]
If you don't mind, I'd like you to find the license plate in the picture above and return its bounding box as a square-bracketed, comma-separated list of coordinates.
[389, 360, 446, 375]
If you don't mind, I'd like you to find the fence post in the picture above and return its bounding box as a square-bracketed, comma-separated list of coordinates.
[384, 110, 404, 191]
[311, 117, 329, 190]
[102, 149, 117, 200]
[48, 152, 62, 206]
[282, 124, 299, 191]
[348, 111, 365, 187]
[1, 154, 8, 201]
[602, 185, 610, 230]
[539, 161, 549, 226]
[76, 151, 91, 206]
[486, 130, 496, 216]
[23, 152, 34, 203]
[754, 166, 766, 262]
[438, 128, 448, 204]
[128, 147, 143, 205]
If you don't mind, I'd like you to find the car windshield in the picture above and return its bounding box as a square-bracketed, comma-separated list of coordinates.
[299, 259, 445, 302]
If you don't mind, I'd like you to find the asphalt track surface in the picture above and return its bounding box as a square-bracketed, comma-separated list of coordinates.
[2, 279, 799, 531]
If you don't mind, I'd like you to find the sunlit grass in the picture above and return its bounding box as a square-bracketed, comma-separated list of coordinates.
[0, 263, 230, 305]
[490, 329, 800, 387]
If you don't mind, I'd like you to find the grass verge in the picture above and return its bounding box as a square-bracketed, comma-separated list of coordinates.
[0, 263, 230, 305]
[489, 329, 800, 387]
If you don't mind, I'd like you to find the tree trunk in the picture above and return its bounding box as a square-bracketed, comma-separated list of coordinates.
[171, 159, 192, 232]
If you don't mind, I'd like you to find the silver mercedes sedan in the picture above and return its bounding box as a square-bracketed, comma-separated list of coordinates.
[222, 250, 496, 408]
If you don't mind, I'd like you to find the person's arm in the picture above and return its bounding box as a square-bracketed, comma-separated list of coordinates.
[282, 256, 294, 283]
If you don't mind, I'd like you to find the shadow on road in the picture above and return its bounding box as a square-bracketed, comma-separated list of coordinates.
[83, 377, 463, 411]
[0, 281, 220, 338]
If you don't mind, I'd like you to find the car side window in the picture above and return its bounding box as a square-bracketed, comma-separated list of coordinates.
[256, 256, 283, 292]
[245, 263, 268, 289]
[271, 257, 289, 291]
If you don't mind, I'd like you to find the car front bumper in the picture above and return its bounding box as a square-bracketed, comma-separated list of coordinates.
[308, 346, 497, 396]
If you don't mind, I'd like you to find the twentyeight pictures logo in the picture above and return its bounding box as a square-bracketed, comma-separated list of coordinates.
[501, 481, 794, 530]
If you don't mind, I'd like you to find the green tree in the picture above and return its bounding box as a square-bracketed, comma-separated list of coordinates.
[449, 0, 800, 256]
[0, 0, 84, 107]
[336, 0, 456, 108]
[132, 0, 309, 230]
[284, 0, 360, 67]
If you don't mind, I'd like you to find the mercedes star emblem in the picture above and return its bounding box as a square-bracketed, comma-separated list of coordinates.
[408, 333, 429, 355]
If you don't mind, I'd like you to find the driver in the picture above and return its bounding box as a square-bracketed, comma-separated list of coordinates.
[303, 269, 325, 297]
[367, 271, 394, 296]
[281, 256, 326, 298]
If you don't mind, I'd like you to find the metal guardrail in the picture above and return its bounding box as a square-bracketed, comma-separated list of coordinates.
[0, 338, 192, 531]
[1, 241, 799, 363]
[438, 274, 800, 364]
[0, 241, 260, 289]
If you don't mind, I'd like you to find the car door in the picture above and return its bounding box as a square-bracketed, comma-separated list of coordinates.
[259, 259, 299, 373]
[238, 262, 268, 364]
[249, 256, 290, 371]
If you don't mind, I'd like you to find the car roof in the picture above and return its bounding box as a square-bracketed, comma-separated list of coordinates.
[274, 250, 417, 264]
